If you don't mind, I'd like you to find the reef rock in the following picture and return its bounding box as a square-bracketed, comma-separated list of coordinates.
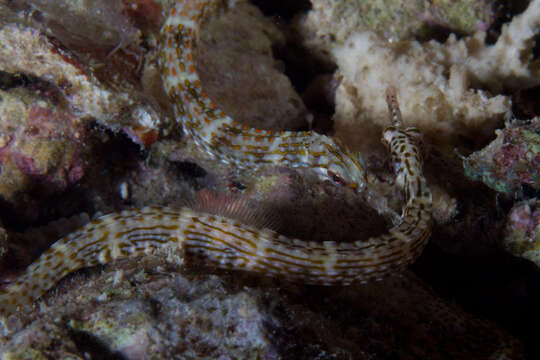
[196, 0, 308, 131]
[321, 0, 540, 152]
[464, 118, 540, 195]
[298, 0, 495, 49]
[504, 199, 540, 267]
[0, 87, 87, 201]
[0, 255, 524, 359]
[0, 23, 167, 147]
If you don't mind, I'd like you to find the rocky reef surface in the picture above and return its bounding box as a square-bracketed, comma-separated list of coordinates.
[464, 118, 540, 195]
[0, 0, 539, 359]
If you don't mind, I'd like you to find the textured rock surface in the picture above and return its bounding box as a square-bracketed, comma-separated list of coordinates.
[504, 199, 540, 267]
[197, 1, 308, 131]
[298, 0, 496, 51]
[0, 88, 87, 201]
[0, 23, 168, 147]
[0, 256, 523, 359]
[464, 118, 540, 195]
[5, 0, 143, 50]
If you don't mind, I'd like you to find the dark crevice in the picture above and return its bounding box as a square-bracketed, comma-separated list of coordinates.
[513, 86, 540, 119]
[173, 161, 207, 179]
[415, 23, 463, 43]
[0, 124, 143, 230]
[531, 32, 540, 60]
[0, 70, 64, 105]
[271, 37, 338, 134]
[168, 160, 208, 191]
[250, 0, 311, 20]
[249, 0, 338, 134]
[0, 71, 36, 90]
[68, 327, 127, 360]
[413, 244, 540, 359]
[271, 41, 336, 96]
[486, 0, 531, 45]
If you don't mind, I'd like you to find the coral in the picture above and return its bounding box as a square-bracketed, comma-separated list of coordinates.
[298, 0, 495, 50]
[0, 88, 87, 201]
[0, 23, 169, 147]
[323, 0, 540, 152]
[504, 199, 540, 267]
[463, 118, 540, 194]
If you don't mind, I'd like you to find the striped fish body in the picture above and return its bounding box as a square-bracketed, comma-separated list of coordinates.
[0, 1, 432, 321]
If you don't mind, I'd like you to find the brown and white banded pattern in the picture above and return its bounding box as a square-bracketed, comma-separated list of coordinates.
[0, 0, 431, 318]
[159, 0, 367, 191]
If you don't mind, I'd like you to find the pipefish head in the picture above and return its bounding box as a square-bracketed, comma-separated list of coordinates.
[308, 135, 367, 192]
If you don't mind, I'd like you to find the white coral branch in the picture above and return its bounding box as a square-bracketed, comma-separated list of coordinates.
[332, 0, 540, 149]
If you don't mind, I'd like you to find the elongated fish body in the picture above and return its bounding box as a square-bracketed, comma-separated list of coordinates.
[0, 0, 431, 319]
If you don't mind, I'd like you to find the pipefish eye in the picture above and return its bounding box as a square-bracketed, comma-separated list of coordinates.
[327, 170, 346, 186]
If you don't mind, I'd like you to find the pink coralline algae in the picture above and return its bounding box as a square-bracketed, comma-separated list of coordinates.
[0, 104, 86, 199]
[463, 118, 540, 194]
[0, 23, 169, 149]
[15, 107, 84, 184]
[504, 199, 540, 267]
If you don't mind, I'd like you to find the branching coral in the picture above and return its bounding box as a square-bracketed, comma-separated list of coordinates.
[326, 0, 540, 151]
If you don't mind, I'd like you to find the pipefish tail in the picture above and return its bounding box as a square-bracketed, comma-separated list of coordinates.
[0, 1, 431, 318]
